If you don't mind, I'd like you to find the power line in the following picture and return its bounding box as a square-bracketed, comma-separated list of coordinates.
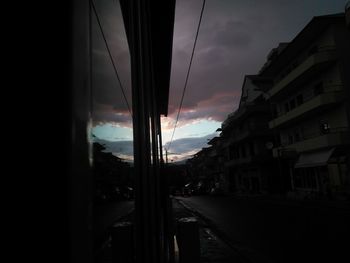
[167, 0, 206, 152]
[91, 0, 132, 117]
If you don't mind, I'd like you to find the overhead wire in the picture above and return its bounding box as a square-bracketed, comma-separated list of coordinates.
[91, 0, 132, 117]
[167, 0, 206, 152]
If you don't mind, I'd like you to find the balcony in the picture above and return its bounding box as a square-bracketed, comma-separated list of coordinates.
[225, 156, 252, 167]
[269, 91, 344, 129]
[222, 104, 270, 129]
[272, 130, 350, 156]
[269, 50, 337, 98]
[224, 153, 271, 167]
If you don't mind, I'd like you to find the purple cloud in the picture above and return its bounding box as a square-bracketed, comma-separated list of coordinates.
[91, 0, 346, 140]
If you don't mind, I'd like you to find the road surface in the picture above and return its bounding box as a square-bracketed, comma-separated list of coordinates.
[176, 195, 350, 263]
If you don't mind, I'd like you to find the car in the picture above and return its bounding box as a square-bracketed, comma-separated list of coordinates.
[122, 186, 134, 200]
[183, 183, 193, 196]
[192, 181, 207, 195]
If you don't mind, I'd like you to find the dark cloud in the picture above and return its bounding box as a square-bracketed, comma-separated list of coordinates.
[91, 0, 346, 132]
[167, 0, 345, 126]
[214, 20, 254, 48]
[92, 110, 132, 127]
[162, 92, 240, 132]
[91, 0, 132, 124]
[182, 92, 240, 121]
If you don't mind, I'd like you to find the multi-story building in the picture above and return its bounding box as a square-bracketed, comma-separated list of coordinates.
[219, 75, 280, 195]
[206, 136, 226, 191]
[259, 13, 350, 200]
[186, 147, 213, 189]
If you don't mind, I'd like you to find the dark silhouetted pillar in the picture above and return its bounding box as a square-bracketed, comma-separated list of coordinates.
[111, 222, 134, 263]
[176, 217, 200, 263]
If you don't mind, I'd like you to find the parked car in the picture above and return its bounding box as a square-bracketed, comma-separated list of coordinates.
[170, 187, 184, 196]
[193, 181, 207, 195]
[210, 186, 224, 196]
[183, 183, 193, 196]
[122, 186, 134, 200]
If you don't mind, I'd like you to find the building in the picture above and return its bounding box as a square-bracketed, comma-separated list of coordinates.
[206, 136, 226, 192]
[259, 13, 350, 200]
[187, 75, 285, 196]
[219, 75, 280, 195]
[186, 147, 214, 193]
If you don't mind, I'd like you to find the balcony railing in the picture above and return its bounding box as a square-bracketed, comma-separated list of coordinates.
[269, 90, 344, 128]
[269, 49, 337, 98]
[224, 152, 272, 167]
[222, 104, 269, 129]
[273, 128, 350, 155]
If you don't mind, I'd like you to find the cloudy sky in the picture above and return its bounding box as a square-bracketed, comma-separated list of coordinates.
[91, 0, 347, 162]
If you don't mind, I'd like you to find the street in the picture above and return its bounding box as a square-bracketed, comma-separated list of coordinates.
[93, 201, 134, 249]
[176, 195, 350, 263]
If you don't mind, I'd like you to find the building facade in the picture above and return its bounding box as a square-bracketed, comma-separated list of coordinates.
[219, 76, 281, 195]
[188, 13, 350, 201]
[259, 13, 350, 200]
[187, 76, 280, 196]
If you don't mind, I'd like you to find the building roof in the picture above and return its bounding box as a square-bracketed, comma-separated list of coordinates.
[259, 13, 345, 77]
[222, 75, 270, 130]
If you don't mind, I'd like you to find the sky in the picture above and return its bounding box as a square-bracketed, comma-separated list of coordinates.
[91, 0, 347, 162]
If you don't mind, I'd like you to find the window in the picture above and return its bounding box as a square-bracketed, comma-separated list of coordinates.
[295, 168, 317, 189]
[294, 169, 302, 188]
[314, 82, 323, 96]
[249, 142, 255, 156]
[291, 61, 299, 69]
[272, 106, 278, 118]
[288, 134, 294, 145]
[229, 146, 235, 160]
[304, 168, 317, 189]
[276, 135, 282, 147]
[289, 98, 296, 110]
[284, 102, 290, 113]
[241, 145, 246, 158]
[308, 46, 318, 56]
[235, 148, 240, 159]
[296, 94, 303, 106]
[294, 130, 301, 142]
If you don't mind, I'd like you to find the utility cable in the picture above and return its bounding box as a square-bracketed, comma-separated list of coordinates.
[91, 0, 132, 116]
[167, 0, 206, 152]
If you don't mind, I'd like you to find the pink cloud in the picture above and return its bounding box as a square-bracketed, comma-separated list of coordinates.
[92, 103, 132, 127]
[163, 91, 240, 131]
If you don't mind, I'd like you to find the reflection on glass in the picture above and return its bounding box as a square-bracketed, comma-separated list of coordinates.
[89, 1, 134, 261]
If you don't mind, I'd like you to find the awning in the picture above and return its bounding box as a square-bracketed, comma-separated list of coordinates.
[294, 148, 335, 168]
